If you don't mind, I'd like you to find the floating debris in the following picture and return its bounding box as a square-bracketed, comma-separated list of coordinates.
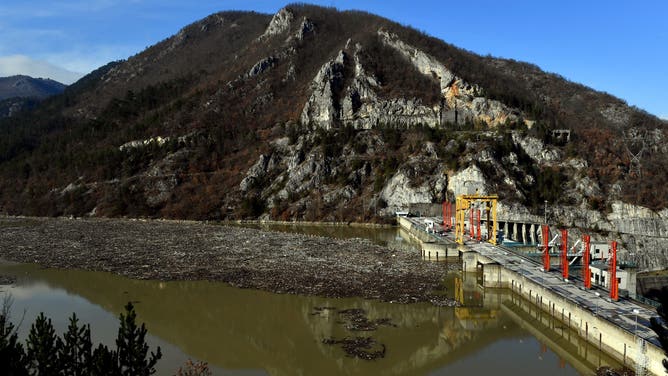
[337, 308, 396, 331]
[313, 306, 395, 360]
[0, 217, 458, 306]
[322, 336, 386, 360]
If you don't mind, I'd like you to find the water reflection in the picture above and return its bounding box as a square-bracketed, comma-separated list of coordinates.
[0, 262, 623, 375]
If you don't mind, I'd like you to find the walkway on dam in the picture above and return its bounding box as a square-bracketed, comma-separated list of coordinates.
[467, 240, 660, 347]
[401, 215, 661, 348]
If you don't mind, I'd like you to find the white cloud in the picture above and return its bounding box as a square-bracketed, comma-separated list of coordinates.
[660, 115, 668, 121]
[0, 54, 84, 84]
[44, 44, 137, 74]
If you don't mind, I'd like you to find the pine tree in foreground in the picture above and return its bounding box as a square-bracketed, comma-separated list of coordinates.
[0, 295, 28, 376]
[116, 302, 162, 376]
[26, 312, 59, 374]
[0, 295, 162, 375]
[57, 313, 93, 375]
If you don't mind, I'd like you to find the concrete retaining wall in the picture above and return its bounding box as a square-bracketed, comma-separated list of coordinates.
[398, 216, 458, 260]
[493, 266, 662, 375]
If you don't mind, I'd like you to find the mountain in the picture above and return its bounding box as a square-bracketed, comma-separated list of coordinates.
[0, 75, 67, 117]
[0, 97, 41, 118]
[0, 5, 666, 266]
[0, 75, 66, 101]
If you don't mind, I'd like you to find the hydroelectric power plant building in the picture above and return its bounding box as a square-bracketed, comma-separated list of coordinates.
[398, 194, 662, 375]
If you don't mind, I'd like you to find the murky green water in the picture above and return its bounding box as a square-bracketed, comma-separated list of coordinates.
[0, 223, 623, 375]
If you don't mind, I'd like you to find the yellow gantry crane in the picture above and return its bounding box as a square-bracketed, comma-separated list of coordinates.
[455, 193, 498, 245]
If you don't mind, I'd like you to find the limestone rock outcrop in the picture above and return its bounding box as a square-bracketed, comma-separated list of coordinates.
[380, 158, 448, 214]
[259, 8, 294, 40]
[447, 165, 487, 196]
[377, 30, 456, 92]
[300, 50, 346, 129]
[381, 172, 433, 213]
[247, 56, 278, 77]
[511, 133, 561, 163]
[379, 30, 520, 127]
[299, 31, 522, 130]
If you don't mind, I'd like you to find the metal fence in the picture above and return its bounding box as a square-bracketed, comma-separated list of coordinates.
[634, 295, 661, 309]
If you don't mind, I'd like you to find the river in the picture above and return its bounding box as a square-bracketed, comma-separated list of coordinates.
[0, 223, 623, 375]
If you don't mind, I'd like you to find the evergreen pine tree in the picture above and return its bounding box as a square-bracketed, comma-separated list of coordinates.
[116, 302, 161, 376]
[26, 312, 59, 375]
[90, 343, 119, 376]
[0, 296, 28, 376]
[56, 313, 93, 375]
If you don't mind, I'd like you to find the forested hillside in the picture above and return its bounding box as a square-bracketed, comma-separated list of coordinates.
[0, 4, 665, 221]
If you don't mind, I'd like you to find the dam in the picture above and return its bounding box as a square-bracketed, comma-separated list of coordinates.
[398, 214, 664, 375]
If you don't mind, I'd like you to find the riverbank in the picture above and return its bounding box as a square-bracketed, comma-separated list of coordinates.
[0, 217, 457, 305]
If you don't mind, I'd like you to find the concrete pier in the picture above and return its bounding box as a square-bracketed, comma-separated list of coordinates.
[397, 216, 458, 260]
[398, 215, 664, 375]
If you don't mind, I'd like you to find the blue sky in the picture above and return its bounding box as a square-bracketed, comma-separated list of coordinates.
[1, 0, 666, 119]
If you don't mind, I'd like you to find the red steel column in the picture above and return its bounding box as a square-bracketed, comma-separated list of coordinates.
[542, 224, 550, 272]
[447, 202, 452, 229]
[610, 241, 618, 301]
[583, 235, 591, 289]
[476, 209, 482, 242]
[561, 229, 568, 279]
[469, 207, 474, 238]
[442, 201, 447, 231]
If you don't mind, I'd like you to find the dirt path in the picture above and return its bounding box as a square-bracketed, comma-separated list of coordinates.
[0, 217, 458, 305]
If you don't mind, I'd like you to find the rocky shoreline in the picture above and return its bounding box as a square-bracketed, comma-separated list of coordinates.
[0, 217, 458, 305]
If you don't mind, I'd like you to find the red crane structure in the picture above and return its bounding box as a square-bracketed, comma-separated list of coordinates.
[610, 241, 619, 301]
[542, 224, 550, 271]
[561, 229, 569, 280]
[583, 235, 591, 289]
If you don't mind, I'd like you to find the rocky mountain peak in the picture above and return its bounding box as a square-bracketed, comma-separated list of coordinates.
[259, 7, 294, 40]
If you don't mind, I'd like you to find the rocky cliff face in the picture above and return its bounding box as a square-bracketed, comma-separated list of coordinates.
[1, 5, 666, 269]
[379, 30, 520, 127]
[300, 44, 442, 129]
[298, 26, 522, 130]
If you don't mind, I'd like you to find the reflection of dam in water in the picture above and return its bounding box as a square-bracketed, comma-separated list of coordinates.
[452, 271, 624, 375]
[0, 263, 623, 375]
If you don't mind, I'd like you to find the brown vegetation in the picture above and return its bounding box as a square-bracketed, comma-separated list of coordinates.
[0, 4, 665, 220]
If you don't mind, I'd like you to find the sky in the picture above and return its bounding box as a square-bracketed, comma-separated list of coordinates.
[1, 0, 666, 119]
